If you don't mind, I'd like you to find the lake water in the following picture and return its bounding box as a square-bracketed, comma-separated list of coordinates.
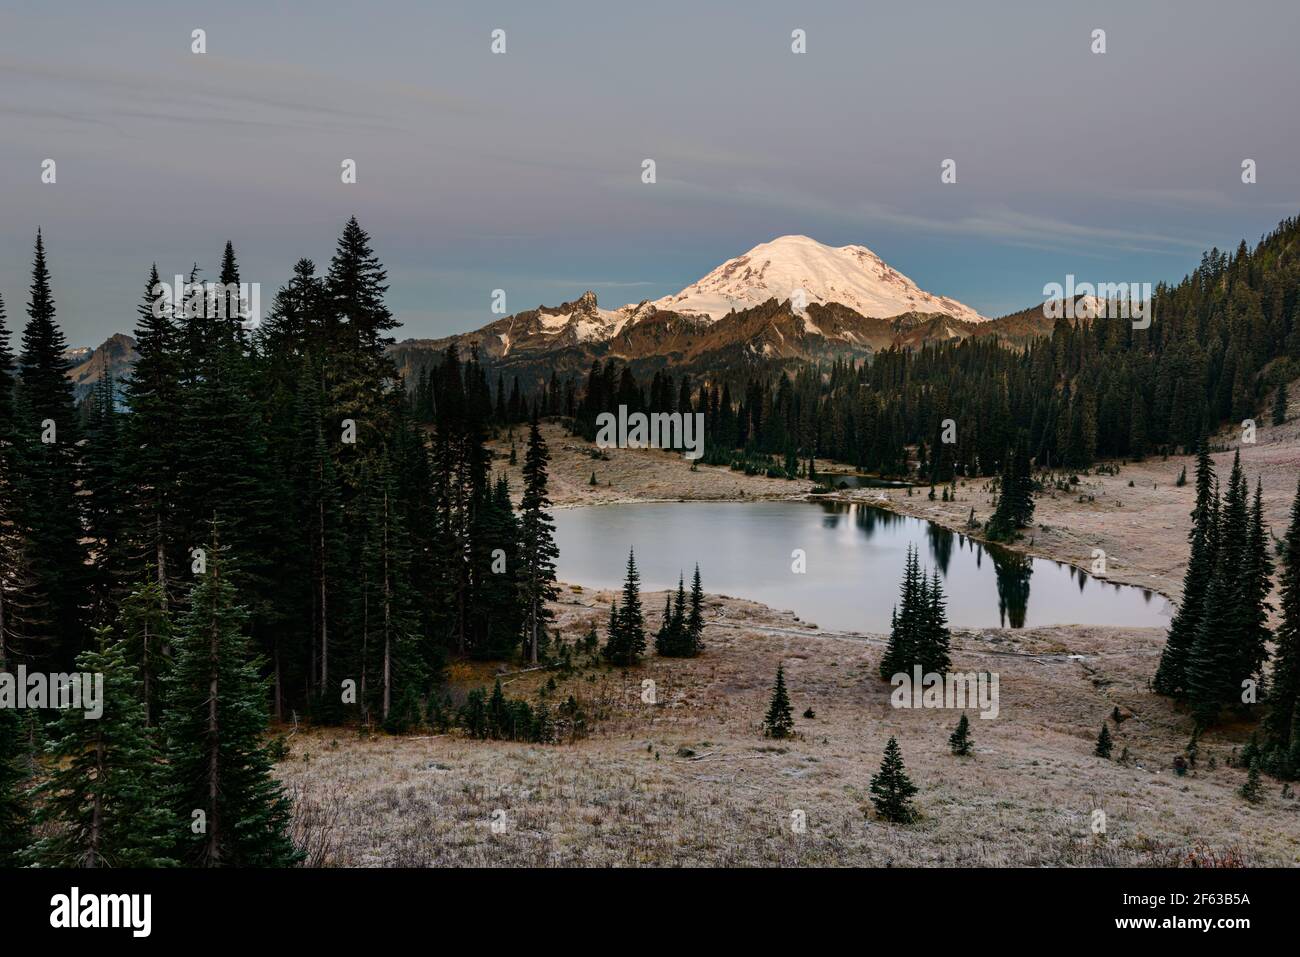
[551, 501, 1171, 632]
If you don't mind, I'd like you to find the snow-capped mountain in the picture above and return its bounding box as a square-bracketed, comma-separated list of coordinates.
[388, 235, 1029, 386]
[65, 238, 1053, 397]
[650, 235, 986, 323]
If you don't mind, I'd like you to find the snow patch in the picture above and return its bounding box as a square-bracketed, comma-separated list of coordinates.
[649, 234, 985, 324]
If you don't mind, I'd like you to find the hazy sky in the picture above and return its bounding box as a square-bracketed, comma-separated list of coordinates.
[2, 0, 1298, 346]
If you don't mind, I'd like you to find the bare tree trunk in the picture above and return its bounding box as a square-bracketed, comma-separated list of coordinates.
[382, 489, 392, 722]
[155, 521, 168, 612]
[206, 560, 221, 866]
[273, 642, 282, 723]
[88, 731, 105, 868]
[360, 568, 369, 724]
[319, 498, 328, 690]
[529, 596, 539, 665]
[142, 619, 151, 726]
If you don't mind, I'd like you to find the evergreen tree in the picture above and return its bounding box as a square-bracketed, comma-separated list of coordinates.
[519, 416, 558, 663]
[869, 736, 918, 824]
[117, 576, 172, 726]
[602, 548, 646, 666]
[603, 599, 621, 661]
[15, 230, 87, 667]
[879, 546, 933, 678]
[0, 397, 44, 668]
[487, 679, 509, 739]
[1154, 438, 1217, 697]
[173, 245, 286, 700]
[1239, 479, 1274, 690]
[0, 705, 32, 866]
[1095, 722, 1114, 758]
[685, 564, 705, 656]
[916, 569, 952, 674]
[654, 591, 677, 657]
[656, 575, 690, 657]
[470, 476, 524, 660]
[1265, 478, 1300, 759]
[949, 713, 973, 756]
[986, 442, 1033, 540]
[1186, 453, 1251, 724]
[762, 663, 794, 739]
[1238, 759, 1263, 803]
[25, 626, 176, 867]
[122, 264, 183, 615]
[1273, 382, 1289, 426]
[357, 453, 424, 727]
[161, 537, 301, 866]
[0, 290, 13, 429]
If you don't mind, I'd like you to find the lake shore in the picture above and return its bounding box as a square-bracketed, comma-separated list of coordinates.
[493, 406, 1300, 609]
[274, 413, 1300, 865]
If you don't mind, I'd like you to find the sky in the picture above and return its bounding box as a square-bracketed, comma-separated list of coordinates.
[1, 0, 1298, 347]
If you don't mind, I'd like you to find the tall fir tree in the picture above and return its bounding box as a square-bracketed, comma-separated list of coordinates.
[986, 442, 1033, 540]
[117, 576, 172, 726]
[603, 548, 646, 666]
[161, 537, 302, 866]
[1239, 479, 1274, 689]
[1184, 486, 1238, 723]
[519, 416, 558, 663]
[1265, 478, 1300, 761]
[1154, 438, 1217, 697]
[685, 564, 705, 656]
[25, 626, 177, 867]
[0, 290, 13, 429]
[1186, 452, 1257, 725]
[15, 230, 87, 667]
[0, 372, 45, 667]
[915, 569, 952, 674]
[655, 575, 690, 657]
[0, 705, 32, 866]
[879, 546, 924, 679]
[122, 264, 183, 612]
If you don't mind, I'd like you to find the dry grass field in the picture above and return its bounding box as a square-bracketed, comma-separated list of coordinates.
[278, 588, 1300, 867]
[488, 422, 815, 509]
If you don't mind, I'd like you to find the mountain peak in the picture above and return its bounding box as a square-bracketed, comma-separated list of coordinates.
[650, 235, 984, 323]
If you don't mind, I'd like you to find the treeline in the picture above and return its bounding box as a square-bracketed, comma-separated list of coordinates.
[1153, 442, 1300, 778]
[0, 219, 579, 864]
[467, 216, 1300, 482]
[0, 220, 568, 730]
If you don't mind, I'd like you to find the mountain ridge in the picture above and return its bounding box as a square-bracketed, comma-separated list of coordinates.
[65, 237, 1054, 395]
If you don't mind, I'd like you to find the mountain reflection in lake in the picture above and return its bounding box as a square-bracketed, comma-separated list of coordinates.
[551, 501, 1170, 633]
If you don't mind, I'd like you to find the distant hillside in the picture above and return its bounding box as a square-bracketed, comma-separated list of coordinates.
[65, 333, 137, 400]
[390, 295, 1055, 391]
[66, 302, 1057, 400]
